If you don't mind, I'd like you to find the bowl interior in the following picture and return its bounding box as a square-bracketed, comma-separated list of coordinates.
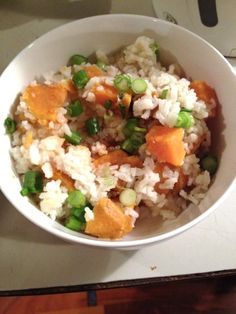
[0, 15, 236, 248]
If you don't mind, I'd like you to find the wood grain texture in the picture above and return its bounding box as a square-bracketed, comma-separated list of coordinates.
[2, 275, 236, 314]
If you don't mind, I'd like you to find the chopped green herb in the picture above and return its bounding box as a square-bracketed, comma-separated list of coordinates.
[67, 100, 83, 117]
[73, 70, 89, 89]
[96, 60, 107, 71]
[104, 100, 112, 110]
[20, 171, 43, 196]
[123, 118, 146, 137]
[4, 117, 16, 134]
[69, 54, 88, 66]
[200, 155, 218, 175]
[114, 74, 131, 93]
[65, 216, 85, 231]
[131, 78, 147, 94]
[67, 190, 87, 208]
[121, 132, 145, 154]
[175, 110, 194, 129]
[149, 42, 160, 60]
[119, 104, 126, 118]
[86, 117, 100, 135]
[119, 188, 137, 206]
[71, 207, 86, 223]
[160, 89, 168, 99]
[65, 131, 83, 145]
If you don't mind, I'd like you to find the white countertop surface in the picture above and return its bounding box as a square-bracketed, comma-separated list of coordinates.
[1, 0, 236, 293]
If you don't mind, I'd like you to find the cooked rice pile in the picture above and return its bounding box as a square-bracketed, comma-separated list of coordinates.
[9, 36, 218, 239]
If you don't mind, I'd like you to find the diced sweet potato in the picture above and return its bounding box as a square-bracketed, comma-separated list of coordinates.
[122, 156, 143, 168]
[52, 168, 75, 192]
[93, 150, 143, 168]
[190, 80, 218, 117]
[146, 126, 186, 166]
[61, 79, 78, 100]
[85, 198, 132, 239]
[154, 163, 187, 195]
[84, 65, 104, 78]
[23, 84, 67, 121]
[92, 84, 118, 105]
[23, 131, 33, 149]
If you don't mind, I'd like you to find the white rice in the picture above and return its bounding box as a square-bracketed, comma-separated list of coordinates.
[10, 35, 215, 234]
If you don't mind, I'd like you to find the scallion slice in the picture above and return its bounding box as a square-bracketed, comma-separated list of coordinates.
[4, 117, 16, 134]
[104, 100, 112, 110]
[119, 188, 137, 206]
[149, 42, 160, 60]
[73, 70, 89, 89]
[200, 155, 218, 175]
[65, 216, 85, 231]
[20, 171, 43, 196]
[114, 74, 131, 93]
[67, 190, 87, 208]
[65, 131, 83, 145]
[123, 118, 146, 137]
[160, 89, 168, 99]
[67, 100, 83, 117]
[71, 207, 86, 223]
[119, 104, 126, 118]
[85, 117, 100, 135]
[96, 60, 107, 71]
[121, 132, 145, 154]
[69, 54, 88, 66]
[131, 78, 147, 94]
[175, 110, 194, 129]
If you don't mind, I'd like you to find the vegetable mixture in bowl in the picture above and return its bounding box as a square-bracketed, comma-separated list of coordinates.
[5, 36, 219, 240]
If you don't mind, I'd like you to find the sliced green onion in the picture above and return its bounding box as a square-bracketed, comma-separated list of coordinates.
[119, 104, 126, 118]
[85, 117, 100, 135]
[133, 126, 147, 133]
[114, 74, 131, 93]
[121, 132, 145, 154]
[119, 188, 137, 206]
[73, 70, 89, 89]
[200, 155, 218, 175]
[175, 110, 194, 129]
[180, 108, 192, 112]
[121, 139, 135, 154]
[67, 100, 83, 117]
[67, 190, 87, 208]
[149, 42, 160, 60]
[4, 117, 16, 134]
[104, 100, 112, 110]
[123, 118, 146, 137]
[20, 171, 43, 196]
[65, 131, 83, 145]
[65, 216, 85, 231]
[160, 89, 168, 99]
[69, 54, 88, 66]
[96, 60, 107, 71]
[131, 78, 148, 94]
[71, 207, 86, 222]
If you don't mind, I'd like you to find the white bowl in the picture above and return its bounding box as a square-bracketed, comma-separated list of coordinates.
[0, 14, 236, 249]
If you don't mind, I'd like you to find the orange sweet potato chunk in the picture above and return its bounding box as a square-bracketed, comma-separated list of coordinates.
[154, 163, 187, 195]
[93, 150, 143, 168]
[190, 80, 218, 117]
[146, 125, 186, 166]
[52, 168, 75, 192]
[85, 198, 132, 239]
[22, 84, 67, 121]
[92, 84, 118, 105]
[61, 79, 78, 101]
[84, 65, 104, 78]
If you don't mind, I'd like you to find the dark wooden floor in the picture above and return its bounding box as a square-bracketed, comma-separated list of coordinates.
[2, 274, 236, 313]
